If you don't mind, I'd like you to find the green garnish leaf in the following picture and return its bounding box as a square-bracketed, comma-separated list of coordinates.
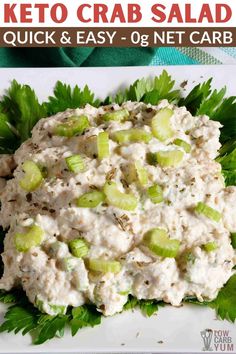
[0, 80, 46, 144]
[217, 147, 236, 171]
[139, 300, 160, 317]
[0, 81, 100, 152]
[210, 274, 236, 323]
[0, 290, 101, 345]
[197, 87, 227, 117]
[211, 96, 236, 143]
[217, 146, 236, 186]
[33, 315, 68, 345]
[219, 139, 236, 157]
[124, 295, 163, 317]
[120, 77, 153, 102]
[114, 71, 180, 104]
[222, 170, 236, 187]
[179, 79, 212, 116]
[45, 81, 100, 116]
[0, 305, 40, 336]
[0, 289, 25, 304]
[144, 71, 180, 104]
[231, 233, 236, 249]
[123, 295, 139, 311]
[70, 305, 101, 336]
[179, 79, 236, 143]
[0, 113, 18, 153]
[184, 297, 209, 306]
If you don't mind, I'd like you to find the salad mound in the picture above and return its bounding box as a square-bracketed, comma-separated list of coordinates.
[0, 99, 235, 318]
[0, 71, 235, 344]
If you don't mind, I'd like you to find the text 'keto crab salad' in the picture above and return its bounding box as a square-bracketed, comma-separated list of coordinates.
[0, 99, 236, 318]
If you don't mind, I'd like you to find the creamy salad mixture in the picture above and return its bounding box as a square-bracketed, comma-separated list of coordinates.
[0, 100, 235, 316]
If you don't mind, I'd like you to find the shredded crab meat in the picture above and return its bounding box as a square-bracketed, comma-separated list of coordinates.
[0, 100, 235, 316]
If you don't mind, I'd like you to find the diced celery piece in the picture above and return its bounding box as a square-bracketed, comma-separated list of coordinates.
[102, 109, 129, 122]
[54, 115, 89, 137]
[173, 139, 191, 153]
[202, 242, 218, 252]
[66, 154, 85, 173]
[112, 129, 152, 144]
[19, 160, 43, 192]
[104, 181, 138, 211]
[135, 161, 148, 186]
[97, 132, 110, 160]
[156, 150, 184, 167]
[195, 202, 222, 222]
[151, 108, 174, 141]
[143, 228, 180, 258]
[147, 184, 163, 204]
[49, 304, 67, 315]
[87, 259, 121, 273]
[35, 298, 67, 315]
[14, 225, 44, 253]
[69, 238, 89, 258]
[77, 190, 105, 208]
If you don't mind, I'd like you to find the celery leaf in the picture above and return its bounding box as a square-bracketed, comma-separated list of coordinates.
[209, 274, 236, 323]
[45, 81, 100, 115]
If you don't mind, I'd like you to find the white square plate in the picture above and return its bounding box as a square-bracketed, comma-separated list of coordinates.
[0, 65, 235, 354]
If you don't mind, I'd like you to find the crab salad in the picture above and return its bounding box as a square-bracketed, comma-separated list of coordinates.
[0, 100, 235, 317]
